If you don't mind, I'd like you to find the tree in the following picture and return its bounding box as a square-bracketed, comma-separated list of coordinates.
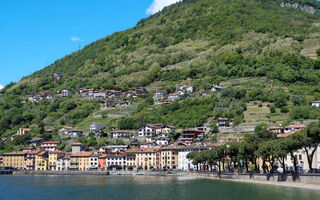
[118, 118, 135, 130]
[316, 48, 320, 57]
[303, 122, 320, 172]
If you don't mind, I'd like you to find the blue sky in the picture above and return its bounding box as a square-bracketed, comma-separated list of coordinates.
[0, 0, 181, 87]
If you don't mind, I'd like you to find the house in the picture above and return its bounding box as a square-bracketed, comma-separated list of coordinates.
[46, 129, 56, 134]
[57, 154, 70, 171]
[154, 90, 167, 104]
[284, 124, 306, 133]
[105, 154, 126, 170]
[28, 92, 54, 103]
[98, 154, 107, 171]
[40, 141, 59, 151]
[16, 127, 31, 136]
[178, 145, 208, 170]
[101, 99, 114, 108]
[72, 143, 85, 154]
[25, 149, 43, 170]
[134, 148, 161, 170]
[160, 145, 179, 169]
[125, 149, 136, 170]
[161, 125, 175, 137]
[48, 151, 65, 171]
[29, 138, 46, 147]
[93, 90, 106, 100]
[140, 142, 161, 149]
[58, 127, 83, 139]
[35, 151, 49, 171]
[180, 129, 205, 145]
[269, 126, 284, 135]
[90, 152, 99, 170]
[210, 84, 222, 92]
[138, 124, 169, 137]
[311, 101, 320, 108]
[216, 118, 230, 127]
[70, 151, 91, 171]
[0, 151, 27, 170]
[155, 138, 171, 146]
[168, 93, 181, 101]
[105, 145, 128, 153]
[90, 123, 104, 133]
[61, 89, 71, 97]
[109, 130, 130, 139]
[53, 72, 64, 80]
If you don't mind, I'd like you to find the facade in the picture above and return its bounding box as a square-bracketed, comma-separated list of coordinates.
[125, 150, 136, 170]
[90, 152, 99, 170]
[57, 155, 70, 171]
[25, 149, 43, 170]
[138, 124, 174, 137]
[216, 118, 230, 127]
[61, 89, 71, 97]
[90, 123, 104, 133]
[155, 138, 171, 146]
[98, 154, 107, 171]
[58, 127, 83, 139]
[40, 141, 59, 151]
[16, 127, 31, 136]
[161, 145, 179, 169]
[109, 130, 130, 139]
[311, 101, 320, 108]
[48, 151, 64, 171]
[135, 148, 160, 170]
[0, 152, 27, 169]
[70, 152, 91, 171]
[178, 146, 208, 170]
[180, 129, 204, 145]
[105, 145, 128, 153]
[168, 93, 181, 101]
[29, 138, 45, 147]
[105, 154, 126, 170]
[72, 143, 85, 154]
[35, 151, 49, 171]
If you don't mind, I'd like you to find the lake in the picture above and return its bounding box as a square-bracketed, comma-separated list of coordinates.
[0, 176, 320, 200]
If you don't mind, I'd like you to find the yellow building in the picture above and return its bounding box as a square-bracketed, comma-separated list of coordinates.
[0, 151, 27, 169]
[134, 148, 160, 170]
[161, 145, 179, 169]
[48, 151, 64, 171]
[125, 149, 136, 170]
[70, 152, 91, 171]
[36, 151, 49, 171]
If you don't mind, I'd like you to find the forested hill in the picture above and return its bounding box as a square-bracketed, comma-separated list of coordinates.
[2, 0, 320, 151]
[4, 0, 320, 95]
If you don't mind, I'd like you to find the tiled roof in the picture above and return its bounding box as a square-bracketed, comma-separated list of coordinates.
[41, 141, 59, 144]
[70, 151, 91, 157]
[277, 129, 303, 138]
[3, 151, 27, 156]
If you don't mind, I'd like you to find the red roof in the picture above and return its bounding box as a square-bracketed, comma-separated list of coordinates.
[72, 142, 83, 146]
[71, 151, 91, 157]
[277, 129, 303, 138]
[41, 141, 59, 144]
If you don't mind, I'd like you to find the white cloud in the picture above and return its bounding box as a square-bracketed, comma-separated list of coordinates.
[70, 36, 83, 42]
[0, 84, 3, 90]
[146, 0, 182, 15]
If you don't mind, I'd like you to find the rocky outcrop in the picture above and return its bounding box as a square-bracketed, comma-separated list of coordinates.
[281, 2, 320, 14]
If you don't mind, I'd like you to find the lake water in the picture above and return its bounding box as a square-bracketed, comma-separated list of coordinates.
[0, 176, 320, 200]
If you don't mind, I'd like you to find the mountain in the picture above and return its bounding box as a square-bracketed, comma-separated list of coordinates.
[1, 0, 320, 151]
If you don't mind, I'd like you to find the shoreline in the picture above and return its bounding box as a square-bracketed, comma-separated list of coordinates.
[7, 171, 320, 191]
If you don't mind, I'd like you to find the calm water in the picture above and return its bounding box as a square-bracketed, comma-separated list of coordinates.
[0, 176, 320, 200]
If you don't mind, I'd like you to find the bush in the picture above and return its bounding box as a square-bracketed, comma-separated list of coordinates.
[258, 103, 263, 107]
[280, 106, 289, 113]
[317, 49, 320, 57]
[270, 106, 276, 114]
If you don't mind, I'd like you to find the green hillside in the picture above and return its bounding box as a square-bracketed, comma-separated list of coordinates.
[1, 0, 320, 152]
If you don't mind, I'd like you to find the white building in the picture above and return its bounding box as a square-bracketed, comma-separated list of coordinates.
[105, 154, 126, 170]
[138, 124, 174, 137]
[72, 143, 84, 154]
[90, 123, 104, 133]
[168, 93, 181, 101]
[155, 138, 171, 146]
[105, 145, 128, 153]
[57, 155, 70, 171]
[58, 127, 83, 139]
[311, 101, 320, 108]
[40, 141, 59, 151]
[109, 130, 130, 139]
[178, 146, 208, 171]
[61, 89, 71, 97]
[16, 127, 31, 136]
[90, 152, 99, 170]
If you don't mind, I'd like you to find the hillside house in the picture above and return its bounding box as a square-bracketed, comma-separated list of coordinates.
[28, 92, 54, 103]
[61, 89, 71, 97]
[154, 90, 167, 103]
[40, 141, 59, 151]
[16, 127, 31, 136]
[311, 101, 320, 108]
[90, 123, 104, 133]
[210, 84, 222, 92]
[109, 130, 130, 139]
[72, 143, 85, 154]
[179, 129, 205, 145]
[168, 93, 182, 101]
[216, 118, 230, 127]
[105, 145, 128, 153]
[58, 127, 83, 139]
[53, 72, 64, 80]
[29, 138, 46, 147]
[155, 137, 171, 146]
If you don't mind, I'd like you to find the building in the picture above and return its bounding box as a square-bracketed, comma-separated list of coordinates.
[168, 93, 181, 101]
[90, 123, 104, 133]
[61, 89, 71, 97]
[53, 72, 64, 80]
[57, 154, 70, 171]
[98, 154, 107, 171]
[29, 138, 46, 147]
[105, 154, 126, 170]
[58, 127, 83, 139]
[105, 145, 128, 153]
[180, 129, 205, 145]
[155, 138, 171, 146]
[90, 152, 99, 170]
[154, 90, 167, 104]
[72, 143, 85, 154]
[135, 148, 161, 170]
[28, 92, 54, 103]
[138, 124, 174, 137]
[284, 124, 306, 133]
[178, 145, 208, 170]
[40, 141, 59, 151]
[210, 84, 222, 92]
[25, 149, 43, 170]
[16, 127, 31, 136]
[35, 151, 49, 171]
[269, 126, 284, 135]
[48, 151, 65, 171]
[125, 149, 136, 170]
[311, 101, 320, 108]
[70, 151, 91, 171]
[160, 145, 179, 169]
[216, 118, 230, 127]
[109, 130, 130, 139]
[0, 151, 27, 169]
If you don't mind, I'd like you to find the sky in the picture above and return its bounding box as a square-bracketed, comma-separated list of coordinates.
[0, 0, 181, 88]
